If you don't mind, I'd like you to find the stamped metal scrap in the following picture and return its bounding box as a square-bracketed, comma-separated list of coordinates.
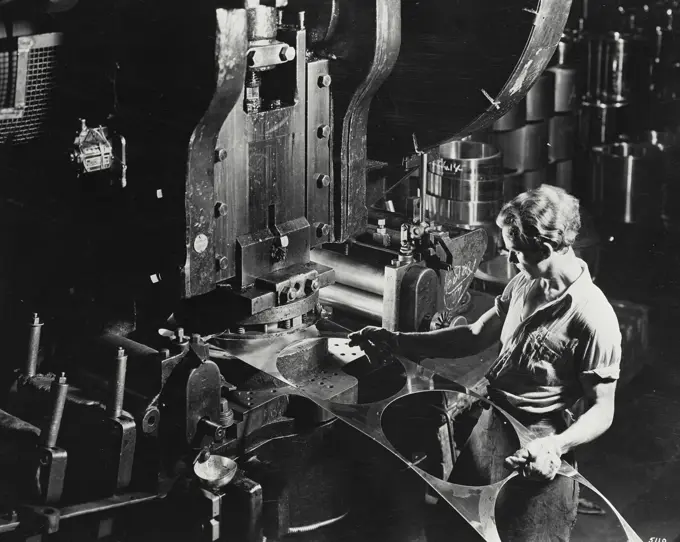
[210, 336, 642, 542]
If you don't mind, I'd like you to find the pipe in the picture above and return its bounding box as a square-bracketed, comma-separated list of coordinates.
[311, 249, 385, 296]
[420, 152, 428, 223]
[26, 312, 43, 377]
[318, 284, 383, 324]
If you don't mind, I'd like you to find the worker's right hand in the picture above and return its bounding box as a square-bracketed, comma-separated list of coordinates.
[348, 326, 400, 353]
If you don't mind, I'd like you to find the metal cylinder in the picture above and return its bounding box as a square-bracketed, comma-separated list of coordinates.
[425, 195, 501, 226]
[490, 121, 549, 172]
[311, 249, 385, 296]
[549, 113, 577, 162]
[492, 101, 526, 132]
[426, 174, 504, 200]
[432, 140, 503, 179]
[549, 159, 573, 192]
[26, 313, 43, 377]
[590, 142, 663, 224]
[43, 373, 68, 448]
[548, 65, 579, 113]
[318, 283, 383, 324]
[525, 71, 555, 121]
[108, 347, 128, 418]
[522, 168, 549, 191]
[502, 168, 524, 201]
[247, 6, 278, 42]
[584, 31, 647, 103]
[578, 101, 629, 148]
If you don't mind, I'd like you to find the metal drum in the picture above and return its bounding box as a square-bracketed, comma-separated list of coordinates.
[583, 31, 649, 104]
[425, 140, 504, 260]
[489, 121, 550, 172]
[492, 101, 526, 132]
[590, 141, 663, 224]
[522, 168, 549, 190]
[549, 159, 574, 192]
[578, 100, 630, 148]
[548, 65, 580, 113]
[549, 113, 577, 161]
[526, 71, 556, 122]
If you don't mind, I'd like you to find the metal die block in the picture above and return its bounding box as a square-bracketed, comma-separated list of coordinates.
[399, 266, 438, 331]
[222, 475, 263, 542]
[237, 218, 310, 288]
[35, 446, 67, 505]
[105, 416, 137, 492]
[306, 58, 333, 247]
[382, 262, 421, 332]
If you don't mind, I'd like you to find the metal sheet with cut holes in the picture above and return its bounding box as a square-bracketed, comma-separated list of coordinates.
[209, 336, 642, 542]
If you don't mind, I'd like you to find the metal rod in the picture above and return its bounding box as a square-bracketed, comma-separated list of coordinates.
[420, 151, 428, 223]
[318, 283, 383, 323]
[109, 347, 128, 418]
[43, 373, 68, 448]
[26, 313, 43, 377]
[311, 249, 386, 296]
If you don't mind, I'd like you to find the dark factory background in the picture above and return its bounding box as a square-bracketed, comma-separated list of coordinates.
[0, 0, 678, 541]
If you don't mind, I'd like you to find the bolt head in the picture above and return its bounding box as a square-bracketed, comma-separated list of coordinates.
[317, 124, 331, 139]
[378, 218, 386, 227]
[215, 202, 228, 217]
[316, 173, 331, 187]
[315, 223, 330, 237]
[317, 74, 332, 88]
[277, 235, 290, 248]
[215, 148, 228, 162]
[217, 256, 229, 271]
[279, 45, 296, 62]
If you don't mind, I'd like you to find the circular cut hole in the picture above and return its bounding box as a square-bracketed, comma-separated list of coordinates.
[147, 415, 157, 426]
[381, 391, 504, 483]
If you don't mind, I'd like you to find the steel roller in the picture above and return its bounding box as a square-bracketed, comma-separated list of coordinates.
[317, 283, 383, 323]
[310, 248, 386, 296]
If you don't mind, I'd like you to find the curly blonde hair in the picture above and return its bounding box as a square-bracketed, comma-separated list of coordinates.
[496, 185, 581, 252]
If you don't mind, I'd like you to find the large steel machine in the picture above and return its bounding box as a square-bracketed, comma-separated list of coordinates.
[0, 0, 569, 540]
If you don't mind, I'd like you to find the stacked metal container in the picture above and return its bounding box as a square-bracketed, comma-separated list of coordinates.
[481, 74, 553, 199]
[424, 140, 505, 260]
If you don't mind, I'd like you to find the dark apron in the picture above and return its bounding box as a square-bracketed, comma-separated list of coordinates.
[425, 390, 579, 542]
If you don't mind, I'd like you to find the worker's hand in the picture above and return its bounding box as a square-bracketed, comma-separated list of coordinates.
[505, 436, 563, 481]
[348, 326, 399, 353]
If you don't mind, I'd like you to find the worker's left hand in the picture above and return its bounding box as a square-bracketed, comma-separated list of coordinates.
[505, 436, 563, 481]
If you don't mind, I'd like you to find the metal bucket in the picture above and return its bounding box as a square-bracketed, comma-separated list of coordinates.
[590, 141, 663, 224]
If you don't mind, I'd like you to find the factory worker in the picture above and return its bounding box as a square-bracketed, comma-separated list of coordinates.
[349, 184, 621, 542]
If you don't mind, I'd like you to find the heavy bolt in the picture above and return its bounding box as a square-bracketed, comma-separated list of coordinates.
[317, 124, 331, 139]
[305, 278, 320, 294]
[316, 174, 331, 188]
[216, 256, 229, 271]
[315, 222, 330, 238]
[279, 45, 296, 62]
[215, 202, 228, 217]
[215, 148, 228, 162]
[317, 74, 332, 88]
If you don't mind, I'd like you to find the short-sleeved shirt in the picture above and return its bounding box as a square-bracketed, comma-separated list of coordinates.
[487, 252, 622, 416]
